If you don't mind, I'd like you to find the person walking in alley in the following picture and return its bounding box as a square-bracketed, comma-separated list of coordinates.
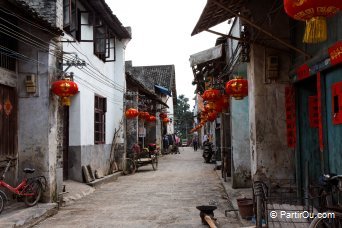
[192, 136, 198, 151]
[202, 134, 208, 148]
[162, 135, 169, 154]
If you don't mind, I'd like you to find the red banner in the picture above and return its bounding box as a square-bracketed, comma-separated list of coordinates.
[296, 64, 310, 80]
[328, 41, 342, 66]
[285, 86, 296, 148]
[317, 73, 324, 152]
[308, 96, 318, 128]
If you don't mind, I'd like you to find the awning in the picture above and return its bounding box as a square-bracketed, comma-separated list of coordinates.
[154, 85, 172, 97]
[192, 0, 310, 57]
[189, 44, 223, 67]
[191, 0, 245, 36]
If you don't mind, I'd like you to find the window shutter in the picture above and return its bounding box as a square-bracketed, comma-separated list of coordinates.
[103, 97, 107, 113]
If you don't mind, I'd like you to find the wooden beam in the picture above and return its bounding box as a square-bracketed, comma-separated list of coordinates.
[211, 0, 311, 58]
[206, 29, 246, 42]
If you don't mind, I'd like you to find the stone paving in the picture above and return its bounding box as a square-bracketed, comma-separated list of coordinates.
[33, 147, 242, 228]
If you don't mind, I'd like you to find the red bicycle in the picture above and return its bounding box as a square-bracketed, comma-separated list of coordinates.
[0, 156, 46, 213]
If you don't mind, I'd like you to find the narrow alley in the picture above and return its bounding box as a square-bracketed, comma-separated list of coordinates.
[34, 148, 242, 228]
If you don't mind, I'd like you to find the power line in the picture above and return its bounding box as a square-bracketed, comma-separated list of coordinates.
[0, 14, 126, 93]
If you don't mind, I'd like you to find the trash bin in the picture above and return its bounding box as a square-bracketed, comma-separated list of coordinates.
[237, 198, 254, 219]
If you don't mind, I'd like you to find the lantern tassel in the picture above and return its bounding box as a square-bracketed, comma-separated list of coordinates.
[61, 97, 71, 106]
[303, 17, 327, 43]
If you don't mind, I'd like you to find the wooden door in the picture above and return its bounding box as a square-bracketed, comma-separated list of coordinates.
[0, 84, 17, 158]
[323, 67, 342, 174]
[63, 106, 69, 180]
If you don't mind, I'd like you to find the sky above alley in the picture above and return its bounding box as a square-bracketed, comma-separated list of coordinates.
[106, 0, 230, 108]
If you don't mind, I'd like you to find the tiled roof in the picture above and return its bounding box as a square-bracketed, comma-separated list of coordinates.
[126, 72, 169, 108]
[126, 62, 175, 94]
[87, 0, 131, 39]
[11, 0, 63, 34]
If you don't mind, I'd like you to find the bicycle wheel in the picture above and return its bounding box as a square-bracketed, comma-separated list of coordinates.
[0, 194, 4, 214]
[309, 212, 342, 228]
[24, 180, 43, 207]
[122, 158, 136, 175]
[151, 154, 158, 171]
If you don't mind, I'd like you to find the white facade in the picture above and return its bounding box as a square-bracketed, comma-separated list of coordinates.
[62, 0, 130, 181]
[64, 38, 127, 146]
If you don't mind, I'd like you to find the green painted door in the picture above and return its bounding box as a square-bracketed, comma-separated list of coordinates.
[297, 77, 321, 188]
[323, 67, 342, 174]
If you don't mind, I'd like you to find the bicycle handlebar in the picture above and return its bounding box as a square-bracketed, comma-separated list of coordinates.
[323, 174, 342, 180]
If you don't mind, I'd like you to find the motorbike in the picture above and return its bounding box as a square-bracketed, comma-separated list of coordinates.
[202, 141, 214, 163]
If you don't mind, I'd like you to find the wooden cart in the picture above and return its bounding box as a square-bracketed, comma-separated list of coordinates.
[122, 144, 158, 175]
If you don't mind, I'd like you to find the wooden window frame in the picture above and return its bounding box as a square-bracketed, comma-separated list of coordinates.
[94, 95, 107, 144]
[78, 11, 93, 42]
[63, 0, 78, 38]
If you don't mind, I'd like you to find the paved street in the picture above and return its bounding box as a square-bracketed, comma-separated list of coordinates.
[34, 147, 241, 228]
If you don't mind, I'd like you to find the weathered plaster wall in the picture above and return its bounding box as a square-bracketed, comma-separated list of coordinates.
[231, 96, 251, 188]
[17, 24, 61, 202]
[68, 144, 111, 182]
[249, 44, 295, 180]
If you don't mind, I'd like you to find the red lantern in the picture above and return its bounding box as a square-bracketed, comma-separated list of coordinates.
[162, 117, 170, 124]
[202, 88, 221, 101]
[225, 76, 248, 100]
[284, 0, 341, 43]
[207, 111, 218, 122]
[125, 108, 139, 119]
[139, 111, 150, 120]
[51, 79, 78, 106]
[159, 112, 167, 119]
[147, 115, 156, 122]
[205, 102, 215, 111]
[213, 99, 224, 113]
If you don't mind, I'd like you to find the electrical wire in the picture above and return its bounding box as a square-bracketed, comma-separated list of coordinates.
[0, 7, 61, 37]
[0, 13, 125, 92]
[67, 42, 125, 91]
[0, 47, 125, 104]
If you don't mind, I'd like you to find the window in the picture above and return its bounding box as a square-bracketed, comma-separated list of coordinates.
[63, 0, 77, 39]
[93, 16, 116, 62]
[62, 2, 116, 61]
[94, 95, 107, 144]
[0, 11, 17, 71]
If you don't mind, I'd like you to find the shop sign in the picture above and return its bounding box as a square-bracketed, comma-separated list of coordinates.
[328, 41, 342, 66]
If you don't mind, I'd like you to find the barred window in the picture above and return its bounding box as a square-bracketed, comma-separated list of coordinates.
[94, 95, 106, 144]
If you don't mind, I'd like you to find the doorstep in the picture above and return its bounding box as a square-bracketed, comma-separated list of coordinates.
[0, 202, 57, 228]
[86, 171, 122, 188]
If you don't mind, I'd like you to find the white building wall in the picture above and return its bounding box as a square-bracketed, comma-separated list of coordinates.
[167, 96, 174, 134]
[64, 35, 126, 147]
[62, 3, 129, 181]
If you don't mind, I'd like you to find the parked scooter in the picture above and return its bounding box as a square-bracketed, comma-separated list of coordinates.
[202, 141, 214, 163]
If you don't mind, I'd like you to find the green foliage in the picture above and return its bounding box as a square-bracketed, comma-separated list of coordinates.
[174, 95, 193, 139]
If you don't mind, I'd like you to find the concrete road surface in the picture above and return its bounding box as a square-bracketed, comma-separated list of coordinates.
[34, 147, 242, 228]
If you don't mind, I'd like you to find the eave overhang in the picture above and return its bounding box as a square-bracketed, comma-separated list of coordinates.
[191, 0, 245, 36]
[87, 0, 131, 39]
[126, 73, 169, 108]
